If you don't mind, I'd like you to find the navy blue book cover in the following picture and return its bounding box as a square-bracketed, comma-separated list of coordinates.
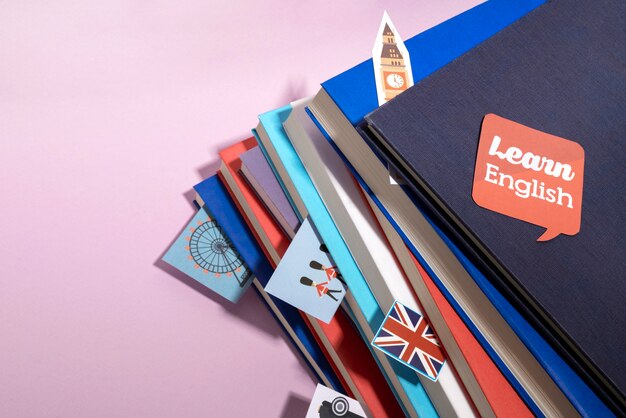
[365, 0, 626, 409]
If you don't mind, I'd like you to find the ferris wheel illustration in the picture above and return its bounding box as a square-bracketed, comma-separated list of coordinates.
[186, 218, 251, 288]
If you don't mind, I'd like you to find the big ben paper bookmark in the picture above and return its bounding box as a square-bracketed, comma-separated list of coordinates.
[373, 11, 413, 106]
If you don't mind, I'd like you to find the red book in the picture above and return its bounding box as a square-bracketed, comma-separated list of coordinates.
[218, 138, 404, 418]
[356, 177, 531, 416]
[405, 249, 532, 417]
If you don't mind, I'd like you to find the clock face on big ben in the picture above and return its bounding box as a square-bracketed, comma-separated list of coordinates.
[384, 72, 406, 90]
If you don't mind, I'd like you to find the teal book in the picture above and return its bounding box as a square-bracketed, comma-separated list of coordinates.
[257, 105, 440, 418]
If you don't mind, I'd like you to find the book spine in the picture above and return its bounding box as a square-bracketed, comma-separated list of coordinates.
[264, 109, 443, 418]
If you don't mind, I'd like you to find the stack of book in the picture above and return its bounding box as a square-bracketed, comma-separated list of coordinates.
[163, 0, 625, 416]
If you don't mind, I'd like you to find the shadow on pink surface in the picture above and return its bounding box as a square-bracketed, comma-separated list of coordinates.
[153, 204, 319, 388]
[153, 206, 281, 337]
[154, 233, 320, 388]
[196, 158, 222, 181]
[280, 391, 311, 418]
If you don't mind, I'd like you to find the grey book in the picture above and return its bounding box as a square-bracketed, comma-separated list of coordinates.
[239, 146, 300, 238]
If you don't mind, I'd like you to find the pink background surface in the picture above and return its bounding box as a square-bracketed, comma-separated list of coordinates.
[0, 1, 480, 416]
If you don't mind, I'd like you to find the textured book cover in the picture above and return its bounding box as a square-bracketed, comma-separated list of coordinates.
[365, 0, 625, 409]
[240, 146, 300, 237]
[319, 0, 545, 126]
[306, 0, 612, 413]
[219, 138, 290, 262]
[194, 176, 273, 286]
[404, 249, 531, 415]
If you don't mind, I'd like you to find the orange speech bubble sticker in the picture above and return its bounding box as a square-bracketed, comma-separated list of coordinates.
[472, 114, 584, 242]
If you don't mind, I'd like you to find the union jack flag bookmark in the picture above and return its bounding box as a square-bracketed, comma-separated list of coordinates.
[372, 301, 446, 381]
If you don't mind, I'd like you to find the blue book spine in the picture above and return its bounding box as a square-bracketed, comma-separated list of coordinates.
[322, 0, 546, 126]
[195, 175, 345, 393]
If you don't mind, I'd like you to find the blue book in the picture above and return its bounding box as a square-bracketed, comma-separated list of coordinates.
[194, 175, 345, 393]
[257, 106, 442, 418]
[363, 0, 624, 412]
[311, 0, 544, 127]
[306, 0, 613, 415]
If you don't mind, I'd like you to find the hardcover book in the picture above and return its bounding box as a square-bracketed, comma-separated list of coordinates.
[286, 96, 531, 415]
[216, 139, 405, 418]
[367, 194, 533, 417]
[194, 175, 346, 393]
[258, 106, 461, 418]
[306, 0, 612, 414]
[285, 98, 481, 416]
[239, 146, 300, 238]
[364, 0, 625, 411]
